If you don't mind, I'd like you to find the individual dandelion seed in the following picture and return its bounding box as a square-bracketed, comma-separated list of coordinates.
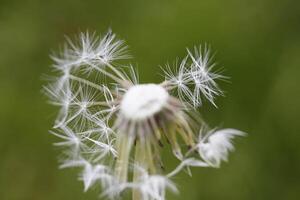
[44, 29, 246, 200]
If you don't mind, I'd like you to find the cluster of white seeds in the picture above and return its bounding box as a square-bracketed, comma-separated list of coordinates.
[44, 29, 245, 200]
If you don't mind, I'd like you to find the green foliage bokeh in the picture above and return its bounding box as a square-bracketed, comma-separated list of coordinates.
[0, 0, 299, 199]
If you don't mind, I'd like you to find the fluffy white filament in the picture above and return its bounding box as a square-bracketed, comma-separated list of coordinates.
[163, 45, 225, 108]
[197, 129, 246, 168]
[120, 84, 169, 120]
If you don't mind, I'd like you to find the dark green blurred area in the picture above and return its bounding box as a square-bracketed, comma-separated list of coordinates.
[1, 0, 300, 199]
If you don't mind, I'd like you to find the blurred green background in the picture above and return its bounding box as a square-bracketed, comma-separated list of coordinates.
[1, 0, 300, 199]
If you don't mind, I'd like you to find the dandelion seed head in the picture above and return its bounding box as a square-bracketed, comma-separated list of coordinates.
[45, 29, 245, 200]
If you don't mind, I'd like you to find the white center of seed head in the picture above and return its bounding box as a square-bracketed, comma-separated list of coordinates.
[120, 84, 169, 120]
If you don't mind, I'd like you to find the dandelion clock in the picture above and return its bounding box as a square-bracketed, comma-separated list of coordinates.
[44, 29, 245, 200]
